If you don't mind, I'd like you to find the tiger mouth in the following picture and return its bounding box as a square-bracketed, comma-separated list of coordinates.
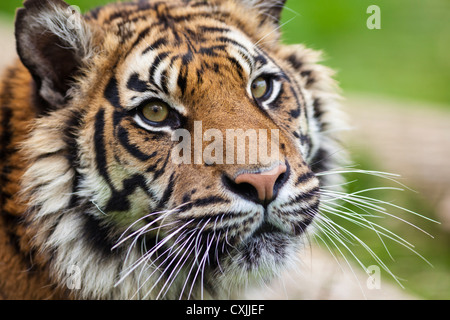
[249, 198, 316, 240]
[252, 221, 281, 237]
[225, 220, 300, 280]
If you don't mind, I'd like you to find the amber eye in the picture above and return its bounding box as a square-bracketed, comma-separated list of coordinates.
[251, 76, 271, 100]
[141, 100, 170, 123]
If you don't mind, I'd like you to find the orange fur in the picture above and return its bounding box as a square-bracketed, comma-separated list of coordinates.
[0, 62, 69, 299]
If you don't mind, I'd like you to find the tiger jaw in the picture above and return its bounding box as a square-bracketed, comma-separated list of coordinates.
[210, 223, 308, 297]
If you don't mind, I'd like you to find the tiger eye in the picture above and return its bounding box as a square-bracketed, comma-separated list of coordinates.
[251, 77, 269, 99]
[141, 101, 170, 123]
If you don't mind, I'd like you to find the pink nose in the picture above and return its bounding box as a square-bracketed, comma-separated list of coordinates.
[235, 164, 287, 202]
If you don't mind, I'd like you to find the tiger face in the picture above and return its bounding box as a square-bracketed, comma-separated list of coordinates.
[16, 0, 341, 299]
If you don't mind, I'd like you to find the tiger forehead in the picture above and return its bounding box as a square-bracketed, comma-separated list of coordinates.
[122, 20, 263, 75]
[91, 0, 253, 39]
[104, 0, 262, 67]
[116, 21, 275, 108]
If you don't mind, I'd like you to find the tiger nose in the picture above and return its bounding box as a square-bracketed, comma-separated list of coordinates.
[235, 164, 287, 204]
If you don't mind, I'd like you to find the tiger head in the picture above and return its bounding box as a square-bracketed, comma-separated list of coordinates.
[17, 0, 342, 299]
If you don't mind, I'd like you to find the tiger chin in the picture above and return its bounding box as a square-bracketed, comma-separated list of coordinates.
[0, 0, 344, 300]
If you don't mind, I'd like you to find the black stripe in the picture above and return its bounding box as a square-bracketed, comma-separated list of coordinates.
[310, 147, 332, 176]
[160, 69, 169, 94]
[295, 171, 315, 186]
[291, 187, 320, 203]
[283, 203, 320, 221]
[179, 210, 250, 225]
[63, 109, 85, 207]
[153, 153, 171, 180]
[106, 9, 134, 23]
[82, 212, 117, 256]
[289, 106, 301, 118]
[105, 173, 151, 212]
[94, 108, 109, 181]
[86, 5, 102, 20]
[287, 53, 304, 70]
[0, 68, 16, 191]
[254, 53, 268, 65]
[149, 51, 171, 86]
[216, 37, 254, 73]
[198, 45, 227, 57]
[117, 126, 158, 162]
[0, 107, 13, 166]
[104, 77, 122, 109]
[301, 70, 314, 87]
[63, 109, 83, 165]
[113, 109, 126, 128]
[142, 37, 168, 55]
[288, 87, 302, 119]
[227, 57, 244, 80]
[189, 0, 208, 7]
[312, 98, 325, 132]
[127, 73, 150, 92]
[299, 133, 312, 148]
[35, 150, 65, 161]
[0, 71, 16, 214]
[198, 26, 230, 33]
[293, 215, 316, 236]
[182, 50, 194, 65]
[192, 196, 228, 207]
[177, 196, 230, 213]
[0, 212, 37, 272]
[168, 12, 205, 23]
[137, 0, 157, 11]
[216, 36, 249, 52]
[156, 172, 176, 209]
[267, 84, 284, 110]
[126, 26, 152, 58]
[177, 67, 188, 96]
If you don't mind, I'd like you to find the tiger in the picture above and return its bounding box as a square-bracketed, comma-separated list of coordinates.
[0, 0, 344, 299]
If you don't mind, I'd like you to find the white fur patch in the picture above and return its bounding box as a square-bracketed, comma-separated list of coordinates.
[30, 2, 97, 62]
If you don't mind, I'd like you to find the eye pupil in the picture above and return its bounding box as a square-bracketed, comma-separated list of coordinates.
[141, 101, 169, 123]
[251, 77, 269, 99]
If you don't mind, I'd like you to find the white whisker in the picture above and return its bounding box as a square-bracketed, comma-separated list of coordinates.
[313, 163, 440, 292]
[156, 232, 199, 299]
[314, 217, 368, 296]
[115, 219, 194, 287]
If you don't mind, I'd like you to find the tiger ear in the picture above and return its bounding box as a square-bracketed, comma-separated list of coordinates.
[15, 0, 98, 109]
[238, 0, 287, 24]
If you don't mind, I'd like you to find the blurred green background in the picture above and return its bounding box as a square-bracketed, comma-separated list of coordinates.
[0, 0, 449, 299]
[281, 0, 450, 106]
[1, 0, 449, 105]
